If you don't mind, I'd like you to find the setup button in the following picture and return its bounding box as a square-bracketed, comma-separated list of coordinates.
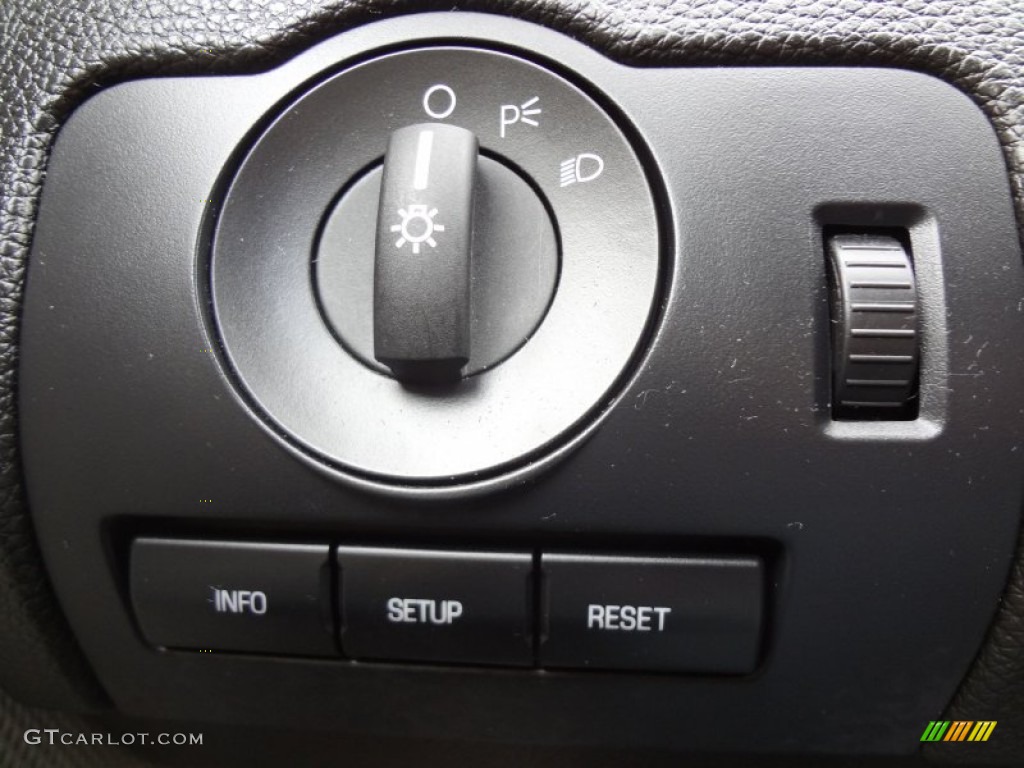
[336, 546, 533, 667]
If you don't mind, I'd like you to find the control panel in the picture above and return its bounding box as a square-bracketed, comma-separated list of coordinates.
[18, 12, 1024, 758]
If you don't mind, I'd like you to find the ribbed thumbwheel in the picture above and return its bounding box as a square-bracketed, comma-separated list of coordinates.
[827, 234, 919, 419]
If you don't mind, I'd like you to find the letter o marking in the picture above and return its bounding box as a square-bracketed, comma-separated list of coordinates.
[423, 84, 456, 119]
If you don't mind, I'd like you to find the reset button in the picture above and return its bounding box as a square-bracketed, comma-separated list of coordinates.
[540, 553, 764, 674]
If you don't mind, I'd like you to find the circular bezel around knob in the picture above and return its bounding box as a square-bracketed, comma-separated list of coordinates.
[210, 46, 661, 485]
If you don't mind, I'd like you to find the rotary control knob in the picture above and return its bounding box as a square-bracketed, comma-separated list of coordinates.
[316, 123, 559, 384]
[373, 123, 478, 381]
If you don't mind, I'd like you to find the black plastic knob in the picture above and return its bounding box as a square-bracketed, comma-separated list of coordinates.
[374, 123, 478, 382]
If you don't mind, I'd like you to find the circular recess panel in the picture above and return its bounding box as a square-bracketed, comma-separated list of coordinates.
[211, 47, 660, 483]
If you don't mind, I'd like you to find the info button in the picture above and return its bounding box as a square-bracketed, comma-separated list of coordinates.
[336, 547, 533, 667]
[130, 538, 335, 657]
[540, 553, 764, 674]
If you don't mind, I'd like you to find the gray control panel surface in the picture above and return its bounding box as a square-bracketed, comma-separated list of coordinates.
[18, 13, 1024, 756]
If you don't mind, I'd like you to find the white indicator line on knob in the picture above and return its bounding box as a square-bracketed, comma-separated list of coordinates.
[413, 130, 434, 191]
